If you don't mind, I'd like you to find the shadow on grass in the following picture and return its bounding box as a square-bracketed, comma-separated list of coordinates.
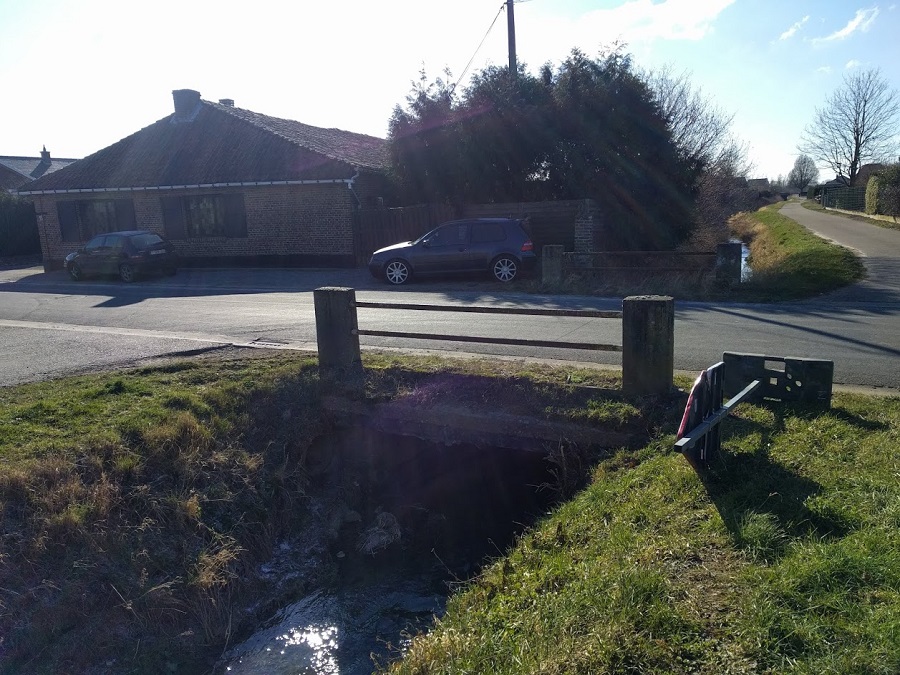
[692, 405, 851, 561]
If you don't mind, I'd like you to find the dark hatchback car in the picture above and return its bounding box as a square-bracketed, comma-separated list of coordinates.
[368, 218, 536, 285]
[65, 230, 178, 282]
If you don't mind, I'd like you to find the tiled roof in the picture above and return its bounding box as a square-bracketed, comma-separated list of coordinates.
[20, 99, 388, 193]
[212, 102, 388, 172]
[0, 154, 79, 182]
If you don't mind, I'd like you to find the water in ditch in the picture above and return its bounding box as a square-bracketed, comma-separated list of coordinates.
[218, 428, 562, 674]
[731, 238, 752, 281]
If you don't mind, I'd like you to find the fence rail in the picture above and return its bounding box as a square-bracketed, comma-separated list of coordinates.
[355, 301, 621, 319]
[315, 288, 676, 395]
[355, 300, 622, 352]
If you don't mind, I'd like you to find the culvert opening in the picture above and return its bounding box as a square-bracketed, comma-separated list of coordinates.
[220, 428, 573, 674]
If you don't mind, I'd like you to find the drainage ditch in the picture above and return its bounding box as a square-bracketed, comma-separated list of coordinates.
[218, 428, 567, 674]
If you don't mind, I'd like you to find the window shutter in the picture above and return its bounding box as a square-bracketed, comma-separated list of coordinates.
[57, 201, 80, 242]
[222, 194, 247, 237]
[114, 199, 136, 231]
[161, 197, 186, 239]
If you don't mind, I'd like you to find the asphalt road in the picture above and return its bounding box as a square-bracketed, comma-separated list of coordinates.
[780, 201, 900, 302]
[1, 235, 898, 390]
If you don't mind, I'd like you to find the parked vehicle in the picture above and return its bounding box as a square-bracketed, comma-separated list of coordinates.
[368, 218, 536, 285]
[65, 231, 178, 282]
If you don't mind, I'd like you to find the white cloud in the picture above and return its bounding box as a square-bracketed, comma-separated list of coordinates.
[812, 8, 879, 43]
[817, 66, 833, 74]
[516, 0, 736, 72]
[846, 59, 863, 69]
[586, 0, 736, 41]
[779, 15, 809, 40]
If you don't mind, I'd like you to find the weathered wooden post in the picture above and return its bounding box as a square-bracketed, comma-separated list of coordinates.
[622, 295, 674, 395]
[314, 287, 363, 393]
[715, 242, 743, 285]
[542, 245, 564, 287]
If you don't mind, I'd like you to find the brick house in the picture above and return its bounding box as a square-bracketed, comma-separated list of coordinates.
[17, 90, 392, 271]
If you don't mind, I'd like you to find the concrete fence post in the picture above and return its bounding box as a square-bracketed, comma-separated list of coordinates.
[542, 245, 564, 287]
[622, 295, 674, 395]
[314, 287, 363, 392]
[715, 242, 742, 285]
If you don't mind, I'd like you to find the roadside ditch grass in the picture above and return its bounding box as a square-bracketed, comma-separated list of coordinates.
[386, 391, 900, 674]
[728, 202, 865, 301]
[4, 349, 898, 674]
[0, 350, 680, 674]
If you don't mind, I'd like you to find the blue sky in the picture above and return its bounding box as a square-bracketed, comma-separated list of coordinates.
[1, 0, 898, 180]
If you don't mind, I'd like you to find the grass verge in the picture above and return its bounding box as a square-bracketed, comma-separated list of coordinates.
[386, 392, 900, 674]
[729, 203, 865, 300]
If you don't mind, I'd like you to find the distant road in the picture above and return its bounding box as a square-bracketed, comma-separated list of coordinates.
[779, 201, 900, 303]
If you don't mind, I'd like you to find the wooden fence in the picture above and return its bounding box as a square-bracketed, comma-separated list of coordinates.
[355, 203, 456, 265]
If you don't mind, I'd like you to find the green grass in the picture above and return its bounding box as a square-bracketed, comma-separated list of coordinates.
[0, 353, 328, 673]
[0, 350, 681, 673]
[729, 203, 865, 301]
[801, 199, 900, 232]
[5, 350, 897, 674]
[388, 394, 900, 674]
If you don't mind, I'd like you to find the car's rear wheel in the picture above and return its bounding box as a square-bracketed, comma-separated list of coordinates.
[119, 262, 136, 283]
[68, 263, 82, 281]
[384, 259, 411, 285]
[491, 255, 518, 282]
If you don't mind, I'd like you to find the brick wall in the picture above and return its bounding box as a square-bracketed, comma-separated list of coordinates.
[33, 182, 359, 270]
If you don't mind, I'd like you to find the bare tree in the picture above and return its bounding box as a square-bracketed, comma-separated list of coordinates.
[799, 68, 899, 186]
[646, 65, 734, 169]
[647, 66, 755, 243]
[787, 154, 819, 190]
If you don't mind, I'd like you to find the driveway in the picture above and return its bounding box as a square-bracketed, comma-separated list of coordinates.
[780, 201, 900, 304]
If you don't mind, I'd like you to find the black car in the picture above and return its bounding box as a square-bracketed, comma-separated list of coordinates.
[368, 218, 536, 285]
[65, 230, 178, 282]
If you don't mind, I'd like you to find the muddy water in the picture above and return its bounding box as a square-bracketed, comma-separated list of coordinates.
[219, 429, 561, 674]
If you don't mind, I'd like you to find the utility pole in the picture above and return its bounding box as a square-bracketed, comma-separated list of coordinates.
[507, 0, 517, 79]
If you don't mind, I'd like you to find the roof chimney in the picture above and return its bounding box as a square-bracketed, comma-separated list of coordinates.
[40, 145, 51, 163]
[218, 98, 234, 107]
[172, 89, 201, 119]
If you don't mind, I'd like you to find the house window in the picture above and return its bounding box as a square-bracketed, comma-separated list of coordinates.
[57, 199, 136, 242]
[161, 193, 247, 239]
[186, 196, 227, 237]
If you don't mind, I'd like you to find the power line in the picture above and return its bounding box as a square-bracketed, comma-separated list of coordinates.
[453, 2, 506, 92]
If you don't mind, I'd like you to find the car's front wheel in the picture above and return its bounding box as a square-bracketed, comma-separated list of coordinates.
[68, 263, 82, 281]
[384, 259, 411, 285]
[119, 262, 136, 283]
[491, 255, 518, 282]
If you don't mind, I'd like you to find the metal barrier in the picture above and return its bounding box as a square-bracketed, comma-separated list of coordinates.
[675, 361, 761, 469]
[676, 353, 834, 469]
[313, 287, 676, 395]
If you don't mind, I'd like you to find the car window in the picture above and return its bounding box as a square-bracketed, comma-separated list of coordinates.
[107, 235, 124, 251]
[428, 224, 468, 247]
[83, 236, 106, 251]
[471, 222, 506, 243]
[129, 233, 164, 249]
